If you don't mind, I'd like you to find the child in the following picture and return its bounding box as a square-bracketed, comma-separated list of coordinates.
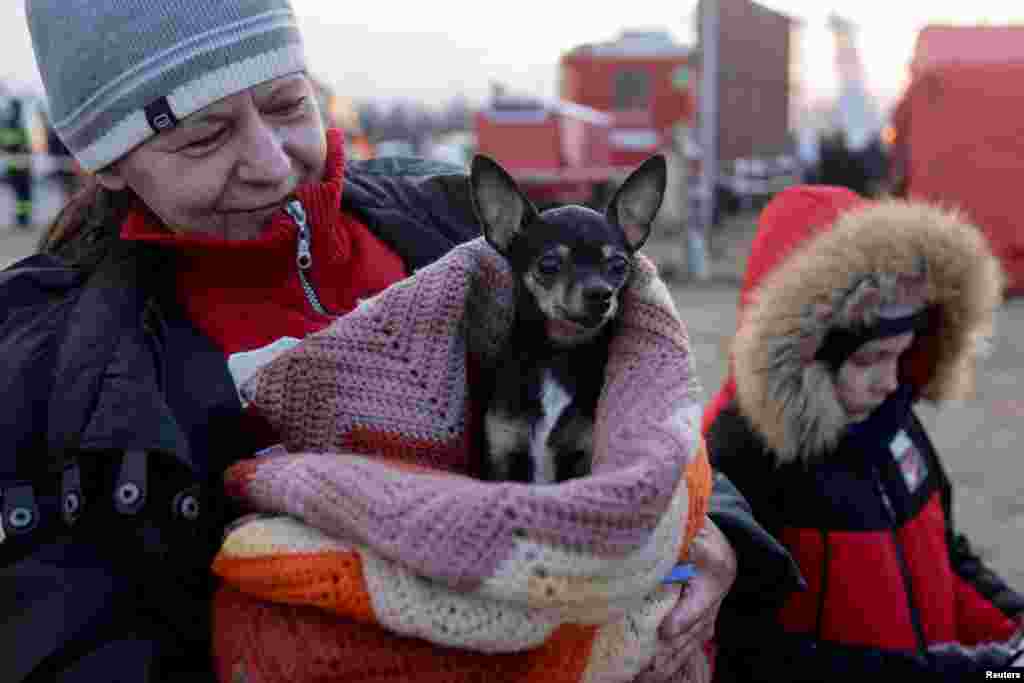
[703, 185, 1024, 680]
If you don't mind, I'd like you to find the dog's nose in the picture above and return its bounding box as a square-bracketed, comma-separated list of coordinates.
[583, 287, 613, 317]
[583, 285, 614, 304]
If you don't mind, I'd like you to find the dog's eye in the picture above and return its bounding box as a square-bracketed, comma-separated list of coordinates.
[605, 256, 631, 280]
[536, 255, 562, 276]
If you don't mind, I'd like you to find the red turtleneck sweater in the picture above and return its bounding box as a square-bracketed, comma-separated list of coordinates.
[121, 128, 407, 356]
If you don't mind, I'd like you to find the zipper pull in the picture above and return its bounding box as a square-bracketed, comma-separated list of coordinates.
[287, 198, 339, 317]
[873, 467, 896, 521]
[286, 200, 312, 270]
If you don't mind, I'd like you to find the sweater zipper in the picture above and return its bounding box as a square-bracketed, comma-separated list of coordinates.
[286, 199, 340, 318]
[873, 466, 929, 659]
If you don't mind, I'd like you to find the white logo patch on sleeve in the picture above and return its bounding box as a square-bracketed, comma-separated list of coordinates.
[889, 430, 929, 493]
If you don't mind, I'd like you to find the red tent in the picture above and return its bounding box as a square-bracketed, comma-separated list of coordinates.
[892, 60, 1024, 295]
[910, 25, 1024, 78]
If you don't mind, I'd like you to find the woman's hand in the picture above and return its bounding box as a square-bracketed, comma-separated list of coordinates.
[1008, 616, 1024, 648]
[635, 517, 737, 682]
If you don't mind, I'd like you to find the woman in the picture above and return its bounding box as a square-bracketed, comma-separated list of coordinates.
[704, 185, 1024, 681]
[5, 0, 799, 680]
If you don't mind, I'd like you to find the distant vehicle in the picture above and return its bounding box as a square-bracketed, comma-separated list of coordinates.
[474, 30, 697, 208]
[372, 139, 417, 158]
[425, 131, 475, 169]
[475, 93, 626, 207]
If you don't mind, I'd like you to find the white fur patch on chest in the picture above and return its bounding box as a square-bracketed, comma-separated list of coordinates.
[484, 411, 527, 481]
[529, 368, 573, 484]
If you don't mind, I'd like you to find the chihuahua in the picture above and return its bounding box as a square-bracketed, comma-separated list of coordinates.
[469, 154, 667, 484]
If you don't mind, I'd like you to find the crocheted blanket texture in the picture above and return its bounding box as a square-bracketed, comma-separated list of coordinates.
[211, 237, 711, 683]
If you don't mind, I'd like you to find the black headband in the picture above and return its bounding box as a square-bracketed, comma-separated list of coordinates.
[815, 307, 932, 371]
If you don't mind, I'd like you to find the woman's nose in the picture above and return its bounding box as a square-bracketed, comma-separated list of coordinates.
[236, 119, 292, 185]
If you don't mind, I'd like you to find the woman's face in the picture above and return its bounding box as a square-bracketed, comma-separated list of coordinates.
[835, 331, 915, 422]
[97, 73, 326, 241]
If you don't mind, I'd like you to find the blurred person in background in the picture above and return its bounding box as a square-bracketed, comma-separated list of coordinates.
[42, 110, 81, 200]
[1, 97, 34, 227]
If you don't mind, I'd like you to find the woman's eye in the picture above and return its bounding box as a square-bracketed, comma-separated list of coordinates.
[537, 256, 562, 275]
[184, 129, 226, 150]
[268, 97, 308, 117]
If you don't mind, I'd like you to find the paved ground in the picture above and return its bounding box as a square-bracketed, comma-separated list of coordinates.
[2, 186, 1020, 595]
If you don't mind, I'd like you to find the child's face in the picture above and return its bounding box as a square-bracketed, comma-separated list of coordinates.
[835, 331, 915, 422]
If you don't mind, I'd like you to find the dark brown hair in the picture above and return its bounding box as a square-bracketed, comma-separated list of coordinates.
[38, 175, 136, 270]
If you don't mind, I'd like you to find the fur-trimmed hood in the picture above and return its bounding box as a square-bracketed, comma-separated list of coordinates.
[731, 187, 1004, 464]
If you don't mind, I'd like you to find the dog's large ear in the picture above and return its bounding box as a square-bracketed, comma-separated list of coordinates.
[605, 154, 667, 251]
[469, 154, 537, 254]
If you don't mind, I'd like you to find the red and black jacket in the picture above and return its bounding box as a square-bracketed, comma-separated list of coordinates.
[707, 388, 1022, 680]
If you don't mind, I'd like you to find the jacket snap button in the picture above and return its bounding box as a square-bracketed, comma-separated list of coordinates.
[9, 507, 34, 529]
[175, 493, 201, 521]
[117, 483, 141, 506]
[64, 492, 81, 516]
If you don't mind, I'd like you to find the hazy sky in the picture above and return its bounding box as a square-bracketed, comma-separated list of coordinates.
[5, 1, 1024, 111]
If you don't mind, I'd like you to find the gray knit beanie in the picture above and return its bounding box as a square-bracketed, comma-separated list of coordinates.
[26, 0, 308, 172]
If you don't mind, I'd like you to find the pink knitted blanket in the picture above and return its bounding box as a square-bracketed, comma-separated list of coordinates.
[212, 237, 710, 682]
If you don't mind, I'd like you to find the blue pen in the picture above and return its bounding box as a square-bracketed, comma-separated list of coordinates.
[662, 562, 697, 584]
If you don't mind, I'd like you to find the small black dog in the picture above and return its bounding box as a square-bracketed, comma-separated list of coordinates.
[469, 154, 667, 483]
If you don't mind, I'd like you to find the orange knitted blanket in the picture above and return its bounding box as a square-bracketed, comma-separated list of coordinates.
[211, 238, 711, 682]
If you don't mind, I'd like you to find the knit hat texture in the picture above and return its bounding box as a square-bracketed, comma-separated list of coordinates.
[25, 0, 307, 172]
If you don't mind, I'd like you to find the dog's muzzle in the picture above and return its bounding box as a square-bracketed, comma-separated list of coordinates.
[547, 317, 605, 346]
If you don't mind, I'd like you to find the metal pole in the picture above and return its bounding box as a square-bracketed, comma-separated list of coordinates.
[691, 0, 718, 281]
[700, 0, 719, 240]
